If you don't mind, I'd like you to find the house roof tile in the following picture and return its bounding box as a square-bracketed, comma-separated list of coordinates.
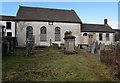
[15, 6, 82, 23]
[0, 15, 15, 21]
[82, 23, 115, 33]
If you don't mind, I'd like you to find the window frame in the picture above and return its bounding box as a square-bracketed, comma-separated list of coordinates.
[106, 33, 109, 41]
[40, 26, 47, 41]
[55, 27, 61, 41]
[26, 26, 33, 40]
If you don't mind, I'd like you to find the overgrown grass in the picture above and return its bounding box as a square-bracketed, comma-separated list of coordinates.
[2, 47, 115, 81]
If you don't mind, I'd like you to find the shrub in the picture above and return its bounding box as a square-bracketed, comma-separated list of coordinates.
[100, 46, 120, 80]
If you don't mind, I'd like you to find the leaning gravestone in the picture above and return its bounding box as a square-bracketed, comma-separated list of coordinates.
[94, 41, 99, 53]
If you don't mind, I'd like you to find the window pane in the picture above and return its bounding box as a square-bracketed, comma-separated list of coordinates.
[106, 33, 109, 41]
[41, 27, 46, 34]
[26, 26, 33, 40]
[55, 27, 60, 41]
[40, 26, 47, 41]
[99, 33, 102, 41]
[7, 32, 12, 36]
[55, 27, 60, 34]
[6, 22, 11, 29]
[40, 34, 46, 41]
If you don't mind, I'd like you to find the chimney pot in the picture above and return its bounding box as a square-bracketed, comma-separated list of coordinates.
[104, 19, 108, 25]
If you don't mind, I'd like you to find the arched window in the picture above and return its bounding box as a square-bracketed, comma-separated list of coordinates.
[40, 26, 47, 41]
[55, 27, 61, 41]
[26, 26, 33, 40]
[83, 33, 87, 36]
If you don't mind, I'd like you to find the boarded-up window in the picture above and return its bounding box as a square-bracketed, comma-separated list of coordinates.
[93, 33, 96, 42]
[99, 33, 103, 41]
[40, 26, 47, 41]
[106, 33, 109, 41]
[83, 33, 88, 44]
[26, 26, 33, 40]
[6, 22, 11, 29]
[55, 27, 60, 41]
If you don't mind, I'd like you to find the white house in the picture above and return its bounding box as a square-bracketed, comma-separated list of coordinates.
[0, 15, 15, 37]
[81, 19, 115, 45]
[15, 6, 82, 47]
[13, 6, 115, 47]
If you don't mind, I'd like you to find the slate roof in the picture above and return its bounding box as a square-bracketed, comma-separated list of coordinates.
[114, 29, 120, 32]
[15, 6, 82, 23]
[82, 23, 115, 33]
[0, 15, 15, 21]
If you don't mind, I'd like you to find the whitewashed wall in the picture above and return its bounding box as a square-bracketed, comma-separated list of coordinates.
[16, 21, 81, 47]
[0, 22, 2, 37]
[81, 32, 115, 45]
[0, 21, 15, 37]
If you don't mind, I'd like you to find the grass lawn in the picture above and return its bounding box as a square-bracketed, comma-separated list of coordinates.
[2, 47, 114, 81]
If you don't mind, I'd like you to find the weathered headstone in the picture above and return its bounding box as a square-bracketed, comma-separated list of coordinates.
[91, 42, 95, 54]
[98, 43, 102, 54]
[64, 31, 77, 54]
[94, 41, 99, 53]
[98, 43, 105, 54]
[60, 43, 64, 51]
[102, 43, 105, 50]
[88, 33, 93, 52]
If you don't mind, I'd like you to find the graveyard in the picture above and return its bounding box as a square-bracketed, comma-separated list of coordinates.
[2, 46, 119, 81]
[2, 31, 120, 82]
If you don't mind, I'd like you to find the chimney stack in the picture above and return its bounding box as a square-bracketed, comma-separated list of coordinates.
[104, 19, 108, 25]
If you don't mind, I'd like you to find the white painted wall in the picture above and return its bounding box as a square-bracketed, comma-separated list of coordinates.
[0, 21, 15, 37]
[16, 21, 81, 47]
[81, 32, 115, 45]
[0, 23, 2, 37]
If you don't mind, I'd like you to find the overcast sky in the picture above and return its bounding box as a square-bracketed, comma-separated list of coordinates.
[1, 2, 119, 29]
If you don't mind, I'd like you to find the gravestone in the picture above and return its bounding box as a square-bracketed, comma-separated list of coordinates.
[98, 43, 102, 54]
[98, 43, 105, 54]
[88, 33, 93, 52]
[64, 31, 77, 54]
[102, 43, 105, 50]
[91, 42, 96, 54]
[94, 41, 99, 53]
[60, 43, 64, 51]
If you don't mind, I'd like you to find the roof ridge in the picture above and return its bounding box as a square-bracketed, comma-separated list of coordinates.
[83, 23, 104, 26]
[20, 6, 73, 11]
